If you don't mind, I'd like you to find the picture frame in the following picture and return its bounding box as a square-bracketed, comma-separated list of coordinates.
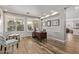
[7, 19, 16, 31]
[27, 24, 34, 32]
[75, 23, 79, 29]
[51, 19, 60, 26]
[46, 20, 51, 27]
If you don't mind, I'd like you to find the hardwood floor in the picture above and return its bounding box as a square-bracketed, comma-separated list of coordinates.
[0, 37, 53, 54]
[32, 33, 79, 54]
[38, 33, 79, 54]
[0, 33, 79, 54]
[65, 33, 79, 53]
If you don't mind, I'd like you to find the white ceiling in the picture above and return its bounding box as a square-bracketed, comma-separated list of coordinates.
[66, 5, 79, 19]
[0, 5, 71, 17]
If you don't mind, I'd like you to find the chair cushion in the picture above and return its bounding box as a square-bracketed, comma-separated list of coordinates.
[6, 39, 18, 45]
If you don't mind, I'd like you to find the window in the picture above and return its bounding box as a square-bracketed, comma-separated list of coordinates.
[6, 14, 24, 31]
[7, 18, 16, 31]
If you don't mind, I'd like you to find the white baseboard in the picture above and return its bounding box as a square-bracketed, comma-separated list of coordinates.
[48, 37, 65, 43]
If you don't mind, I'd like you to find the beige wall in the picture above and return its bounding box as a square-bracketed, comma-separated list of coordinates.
[0, 8, 4, 35]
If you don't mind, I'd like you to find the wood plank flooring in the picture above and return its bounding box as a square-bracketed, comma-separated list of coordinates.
[0, 37, 53, 54]
[0, 33, 79, 54]
[31, 33, 79, 54]
[65, 33, 79, 53]
[38, 33, 79, 54]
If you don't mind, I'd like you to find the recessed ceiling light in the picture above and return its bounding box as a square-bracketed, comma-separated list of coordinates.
[75, 6, 79, 10]
[40, 17, 45, 19]
[45, 15, 50, 17]
[41, 15, 50, 19]
[51, 12, 58, 15]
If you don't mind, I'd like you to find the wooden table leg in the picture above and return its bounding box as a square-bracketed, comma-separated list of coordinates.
[1, 45, 3, 51]
[12, 45, 14, 53]
[4, 47, 7, 54]
[17, 43, 19, 48]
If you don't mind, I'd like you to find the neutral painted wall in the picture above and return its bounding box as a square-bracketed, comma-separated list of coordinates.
[66, 6, 79, 19]
[42, 9, 66, 42]
[0, 8, 4, 35]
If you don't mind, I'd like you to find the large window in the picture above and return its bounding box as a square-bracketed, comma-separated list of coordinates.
[5, 14, 24, 32]
[7, 18, 16, 31]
